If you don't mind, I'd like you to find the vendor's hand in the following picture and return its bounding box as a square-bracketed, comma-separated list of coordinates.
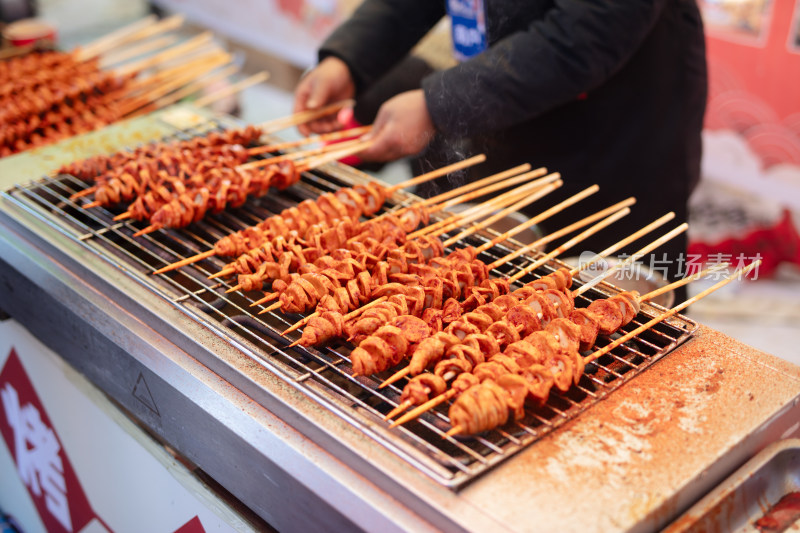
[293, 56, 355, 136]
[358, 89, 435, 162]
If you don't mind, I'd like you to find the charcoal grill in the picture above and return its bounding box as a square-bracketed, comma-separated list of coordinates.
[1, 105, 799, 532]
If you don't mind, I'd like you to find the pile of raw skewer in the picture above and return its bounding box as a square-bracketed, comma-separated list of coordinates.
[59, 109, 759, 438]
[1, 14, 267, 157]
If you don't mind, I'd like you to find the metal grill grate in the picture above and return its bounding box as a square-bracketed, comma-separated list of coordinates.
[3, 119, 698, 488]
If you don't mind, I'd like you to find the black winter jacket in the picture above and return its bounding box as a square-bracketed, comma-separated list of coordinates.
[320, 0, 707, 288]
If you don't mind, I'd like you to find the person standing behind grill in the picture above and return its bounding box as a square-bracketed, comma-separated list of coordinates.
[292, 1, 708, 300]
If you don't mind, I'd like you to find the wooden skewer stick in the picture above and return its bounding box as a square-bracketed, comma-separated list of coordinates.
[250, 292, 281, 308]
[123, 47, 222, 94]
[237, 137, 362, 171]
[419, 178, 562, 242]
[69, 186, 98, 201]
[418, 188, 533, 239]
[441, 179, 564, 246]
[262, 301, 282, 313]
[133, 64, 241, 116]
[470, 184, 599, 254]
[132, 225, 160, 238]
[83, 15, 185, 61]
[247, 126, 373, 156]
[506, 208, 631, 281]
[570, 212, 676, 276]
[75, 15, 159, 60]
[379, 369, 411, 389]
[208, 267, 235, 280]
[503, 198, 636, 277]
[100, 35, 179, 68]
[295, 140, 376, 172]
[375, 163, 533, 222]
[384, 401, 414, 421]
[409, 170, 557, 239]
[572, 223, 689, 297]
[82, 200, 102, 209]
[639, 262, 730, 302]
[257, 100, 355, 133]
[445, 426, 464, 437]
[116, 32, 214, 76]
[283, 296, 389, 337]
[402, 168, 546, 237]
[194, 71, 270, 108]
[585, 260, 761, 366]
[121, 52, 232, 116]
[153, 250, 217, 275]
[384, 154, 488, 195]
[388, 390, 458, 429]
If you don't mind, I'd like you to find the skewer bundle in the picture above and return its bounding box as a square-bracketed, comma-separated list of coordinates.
[437, 262, 758, 437]
[0, 16, 253, 157]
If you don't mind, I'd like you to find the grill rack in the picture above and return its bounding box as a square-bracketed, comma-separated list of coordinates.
[3, 118, 698, 489]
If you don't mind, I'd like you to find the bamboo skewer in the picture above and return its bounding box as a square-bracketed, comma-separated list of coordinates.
[418, 180, 558, 242]
[99, 36, 179, 68]
[293, 139, 375, 172]
[194, 71, 270, 107]
[90, 15, 185, 62]
[437, 181, 563, 246]
[120, 52, 232, 116]
[247, 126, 373, 156]
[502, 198, 636, 278]
[410, 171, 558, 239]
[466, 185, 599, 255]
[572, 223, 689, 297]
[504, 208, 631, 277]
[141, 64, 241, 113]
[116, 32, 214, 76]
[75, 15, 159, 60]
[258, 100, 355, 133]
[237, 137, 362, 171]
[639, 262, 730, 302]
[570, 212, 676, 276]
[389, 391, 457, 429]
[376, 164, 534, 222]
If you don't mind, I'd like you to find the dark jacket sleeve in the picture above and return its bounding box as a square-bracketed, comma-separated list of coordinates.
[319, 0, 446, 93]
[422, 0, 669, 137]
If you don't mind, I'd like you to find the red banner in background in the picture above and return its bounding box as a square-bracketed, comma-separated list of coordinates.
[691, 0, 800, 276]
[0, 348, 109, 533]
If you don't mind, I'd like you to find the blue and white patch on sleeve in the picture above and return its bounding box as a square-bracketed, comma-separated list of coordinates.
[447, 0, 487, 61]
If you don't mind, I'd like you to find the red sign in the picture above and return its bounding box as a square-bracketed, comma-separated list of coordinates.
[0, 348, 110, 533]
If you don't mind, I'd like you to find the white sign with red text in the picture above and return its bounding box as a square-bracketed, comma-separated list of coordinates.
[0, 319, 247, 533]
